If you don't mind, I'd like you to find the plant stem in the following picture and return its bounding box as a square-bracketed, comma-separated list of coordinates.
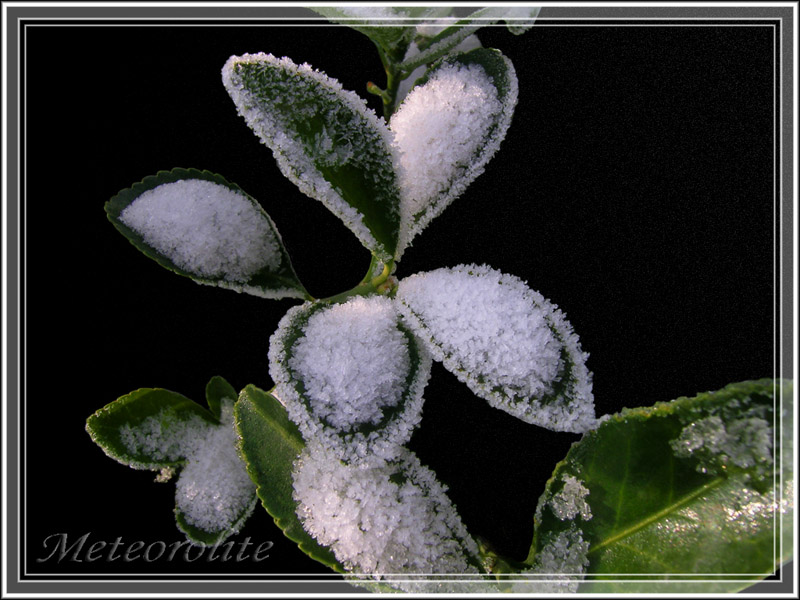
[318, 256, 395, 305]
[372, 40, 406, 120]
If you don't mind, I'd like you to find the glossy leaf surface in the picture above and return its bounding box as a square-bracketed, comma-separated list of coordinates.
[527, 379, 791, 593]
[234, 385, 345, 572]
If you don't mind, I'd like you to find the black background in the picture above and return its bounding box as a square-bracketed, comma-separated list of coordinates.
[23, 15, 776, 579]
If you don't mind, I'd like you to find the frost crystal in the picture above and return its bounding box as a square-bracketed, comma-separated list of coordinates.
[175, 401, 257, 537]
[119, 410, 211, 466]
[396, 265, 595, 432]
[269, 296, 431, 462]
[391, 58, 515, 258]
[289, 296, 411, 429]
[119, 400, 256, 542]
[292, 442, 481, 591]
[511, 525, 589, 593]
[119, 179, 281, 283]
[670, 415, 773, 478]
[550, 474, 592, 521]
[395, 35, 482, 106]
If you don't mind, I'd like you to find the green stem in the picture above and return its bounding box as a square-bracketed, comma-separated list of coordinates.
[372, 40, 406, 120]
[318, 256, 395, 305]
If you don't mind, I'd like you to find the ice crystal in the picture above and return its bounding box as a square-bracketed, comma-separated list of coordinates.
[511, 525, 590, 593]
[670, 415, 773, 478]
[550, 474, 592, 521]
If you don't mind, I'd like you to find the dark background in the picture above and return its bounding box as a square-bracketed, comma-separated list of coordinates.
[22, 15, 776, 579]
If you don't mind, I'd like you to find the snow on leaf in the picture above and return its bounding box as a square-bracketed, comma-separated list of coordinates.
[292, 440, 485, 592]
[511, 525, 590, 594]
[96, 390, 257, 546]
[119, 179, 279, 282]
[174, 399, 258, 544]
[394, 35, 483, 110]
[107, 169, 307, 299]
[222, 53, 401, 262]
[396, 264, 595, 433]
[268, 296, 432, 463]
[390, 49, 518, 259]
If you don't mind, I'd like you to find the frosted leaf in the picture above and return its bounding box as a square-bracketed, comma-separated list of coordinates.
[119, 410, 211, 466]
[120, 179, 278, 280]
[112, 393, 256, 545]
[269, 296, 431, 462]
[110, 171, 306, 299]
[550, 474, 592, 521]
[222, 53, 401, 262]
[390, 49, 517, 259]
[292, 441, 482, 591]
[174, 400, 257, 542]
[670, 415, 773, 479]
[510, 525, 589, 593]
[396, 265, 595, 432]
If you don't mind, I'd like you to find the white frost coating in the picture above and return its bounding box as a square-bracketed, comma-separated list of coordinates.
[175, 400, 257, 538]
[292, 442, 481, 590]
[550, 474, 592, 521]
[222, 53, 398, 261]
[390, 57, 517, 259]
[289, 296, 411, 429]
[119, 179, 281, 283]
[511, 525, 589, 593]
[120, 399, 256, 541]
[395, 35, 483, 106]
[119, 410, 211, 466]
[269, 298, 432, 463]
[670, 415, 773, 478]
[396, 265, 595, 433]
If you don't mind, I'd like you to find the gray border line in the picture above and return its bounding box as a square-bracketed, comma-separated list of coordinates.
[3, 1, 796, 596]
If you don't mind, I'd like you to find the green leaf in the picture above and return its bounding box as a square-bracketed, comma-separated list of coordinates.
[399, 6, 541, 74]
[391, 49, 518, 259]
[223, 54, 402, 262]
[105, 168, 308, 300]
[88, 388, 257, 547]
[267, 296, 432, 463]
[205, 375, 237, 420]
[86, 387, 218, 470]
[234, 384, 345, 573]
[527, 379, 791, 594]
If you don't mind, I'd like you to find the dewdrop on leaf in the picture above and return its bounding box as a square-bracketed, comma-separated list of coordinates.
[268, 296, 432, 463]
[396, 264, 596, 433]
